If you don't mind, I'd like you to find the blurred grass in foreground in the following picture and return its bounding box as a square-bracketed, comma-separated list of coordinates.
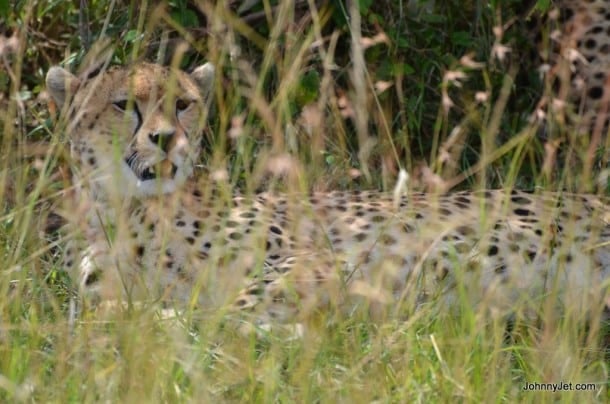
[0, 0, 608, 401]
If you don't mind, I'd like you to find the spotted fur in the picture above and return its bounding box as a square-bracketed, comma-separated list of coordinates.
[46, 9, 610, 323]
[542, 0, 610, 138]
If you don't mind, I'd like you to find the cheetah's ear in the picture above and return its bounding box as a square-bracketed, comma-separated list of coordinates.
[190, 62, 215, 103]
[46, 66, 81, 107]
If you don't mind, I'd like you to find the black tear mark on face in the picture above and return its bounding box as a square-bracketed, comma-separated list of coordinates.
[84, 269, 101, 286]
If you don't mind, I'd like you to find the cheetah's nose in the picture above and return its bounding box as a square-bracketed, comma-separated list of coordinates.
[149, 131, 175, 153]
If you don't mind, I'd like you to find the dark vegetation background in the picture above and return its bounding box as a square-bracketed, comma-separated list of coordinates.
[3, 0, 554, 195]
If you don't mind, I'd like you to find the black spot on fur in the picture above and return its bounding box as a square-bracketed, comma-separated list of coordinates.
[585, 38, 597, 49]
[85, 270, 100, 285]
[371, 215, 386, 223]
[510, 195, 531, 205]
[588, 86, 604, 100]
[381, 235, 397, 245]
[403, 223, 415, 233]
[455, 196, 470, 205]
[487, 245, 499, 256]
[514, 208, 533, 217]
[229, 232, 243, 240]
[439, 208, 452, 216]
[456, 226, 475, 237]
[354, 233, 368, 242]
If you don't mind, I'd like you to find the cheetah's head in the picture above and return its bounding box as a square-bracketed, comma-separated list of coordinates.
[46, 62, 214, 199]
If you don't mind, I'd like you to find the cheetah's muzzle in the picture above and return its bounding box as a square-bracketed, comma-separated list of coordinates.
[125, 151, 178, 181]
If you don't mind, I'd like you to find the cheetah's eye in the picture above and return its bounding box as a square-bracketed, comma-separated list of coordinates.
[113, 100, 129, 111]
[176, 99, 191, 112]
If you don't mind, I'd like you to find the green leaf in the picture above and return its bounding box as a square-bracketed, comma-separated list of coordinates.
[295, 70, 320, 105]
[182, 9, 199, 28]
[532, 0, 551, 13]
[358, 0, 373, 13]
[421, 13, 445, 23]
[450, 31, 472, 47]
[171, 9, 199, 28]
[0, 70, 8, 93]
[124, 30, 138, 43]
[396, 36, 409, 49]
[0, 0, 8, 19]
[393, 63, 415, 76]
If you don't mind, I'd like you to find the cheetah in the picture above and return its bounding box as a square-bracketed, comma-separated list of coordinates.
[44, 58, 610, 326]
[538, 0, 610, 145]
